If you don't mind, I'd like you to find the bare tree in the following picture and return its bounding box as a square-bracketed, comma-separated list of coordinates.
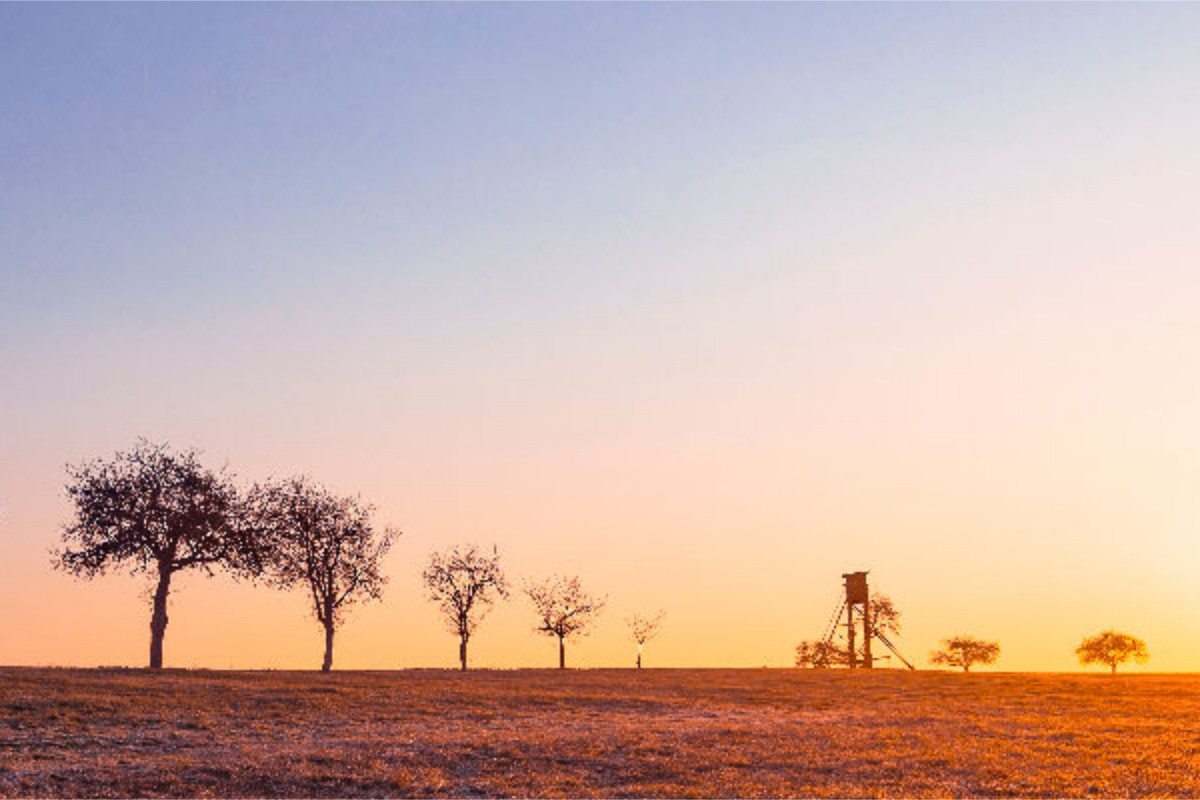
[423, 544, 509, 670]
[795, 639, 847, 668]
[1076, 630, 1148, 674]
[626, 611, 664, 669]
[525, 575, 605, 669]
[55, 440, 260, 669]
[251, 476, 397, 671]
[929, 635, 1001, 672]
[868, 594, 901, 638]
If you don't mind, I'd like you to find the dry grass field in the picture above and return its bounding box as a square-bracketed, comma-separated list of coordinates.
[1, 667, 1198, 798]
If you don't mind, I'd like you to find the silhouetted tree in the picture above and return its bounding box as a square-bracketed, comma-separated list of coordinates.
[423, 544, 509, 670]
[55, 440, 260, 669]
[1076, 630, 1148, 674]
[868, 594, 901, 638]
[929, 635, 1001, 672]
[251, 476, 396, 671]
[525, 575, 605, 669]
[626, 611, 664, 669]
[794, 639, 841, 668]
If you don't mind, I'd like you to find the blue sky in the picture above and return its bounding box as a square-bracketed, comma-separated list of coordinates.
[6, 2, 1195, 338]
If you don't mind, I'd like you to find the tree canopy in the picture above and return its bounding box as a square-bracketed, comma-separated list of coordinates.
[57, 440, 255, 579]
[1076, 630, 1148, 674]
[929, 635, 1001, 672]
[868, 594, 901, 638]
[795, 639, 847, 669]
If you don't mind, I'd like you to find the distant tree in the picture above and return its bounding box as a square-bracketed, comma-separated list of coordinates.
[1076, 630, 1148, 674]
[423, 544, 509, 671]
[929, 635, 1001, 672]
[626, 611, 664, 669]
[525, 575, 605, 669]
[55, 440, 260, 669]
[795, 639, 847, 669]
[251, 476, 397, 671]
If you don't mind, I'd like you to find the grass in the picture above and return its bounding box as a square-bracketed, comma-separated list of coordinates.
[1, 667, 1198, 797]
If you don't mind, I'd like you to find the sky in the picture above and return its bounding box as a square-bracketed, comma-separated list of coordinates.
[3, 3, 1200, 672]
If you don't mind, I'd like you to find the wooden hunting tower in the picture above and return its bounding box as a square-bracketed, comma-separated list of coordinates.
[811, 571, 915, 670]
[842, 571, 872, 669]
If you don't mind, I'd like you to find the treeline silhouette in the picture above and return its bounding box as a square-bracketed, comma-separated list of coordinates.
[55, 440, 1149, 674]
[55, 440, 659, 671]
[796, 622, 1149, 674]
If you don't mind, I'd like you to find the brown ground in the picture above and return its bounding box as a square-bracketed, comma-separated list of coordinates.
[1, 667, 1198, 798]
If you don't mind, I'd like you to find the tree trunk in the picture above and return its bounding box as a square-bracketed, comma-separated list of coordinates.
[322, 622, 335, 672]
[148, 565, 172, 669]
[459, 638, 468, 671]
[558, 636, 566, 669]
[637, 652, 642, 670]
[1111, 662, 1117, 675]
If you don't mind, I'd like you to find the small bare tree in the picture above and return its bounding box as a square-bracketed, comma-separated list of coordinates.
[795, 639, 847, 669]
[1076, 630, 1148, 674]
[251, 476, 397, 671]
[55, 440, 260, 669]
[525, 575, 605, 669]
[423, 544, 509, 670]
[626, 611, 664, 669]
[868, 594, 901, 638]
[930, 635, 1001, 672]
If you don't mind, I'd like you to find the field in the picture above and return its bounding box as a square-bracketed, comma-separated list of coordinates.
[2, 667, 1198, 798]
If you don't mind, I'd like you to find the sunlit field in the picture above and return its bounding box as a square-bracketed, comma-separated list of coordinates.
[2, 668, 1198, 798]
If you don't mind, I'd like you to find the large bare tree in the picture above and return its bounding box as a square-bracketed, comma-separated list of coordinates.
[626, 611, 664, 669]
[525, 575, 605, 669]
[251, 476, 397, 671]
[55, 440, 260, 669]
[422, 544, 509, 670]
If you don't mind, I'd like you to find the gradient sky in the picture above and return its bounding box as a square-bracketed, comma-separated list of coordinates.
[3, 3, 1200, 672]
